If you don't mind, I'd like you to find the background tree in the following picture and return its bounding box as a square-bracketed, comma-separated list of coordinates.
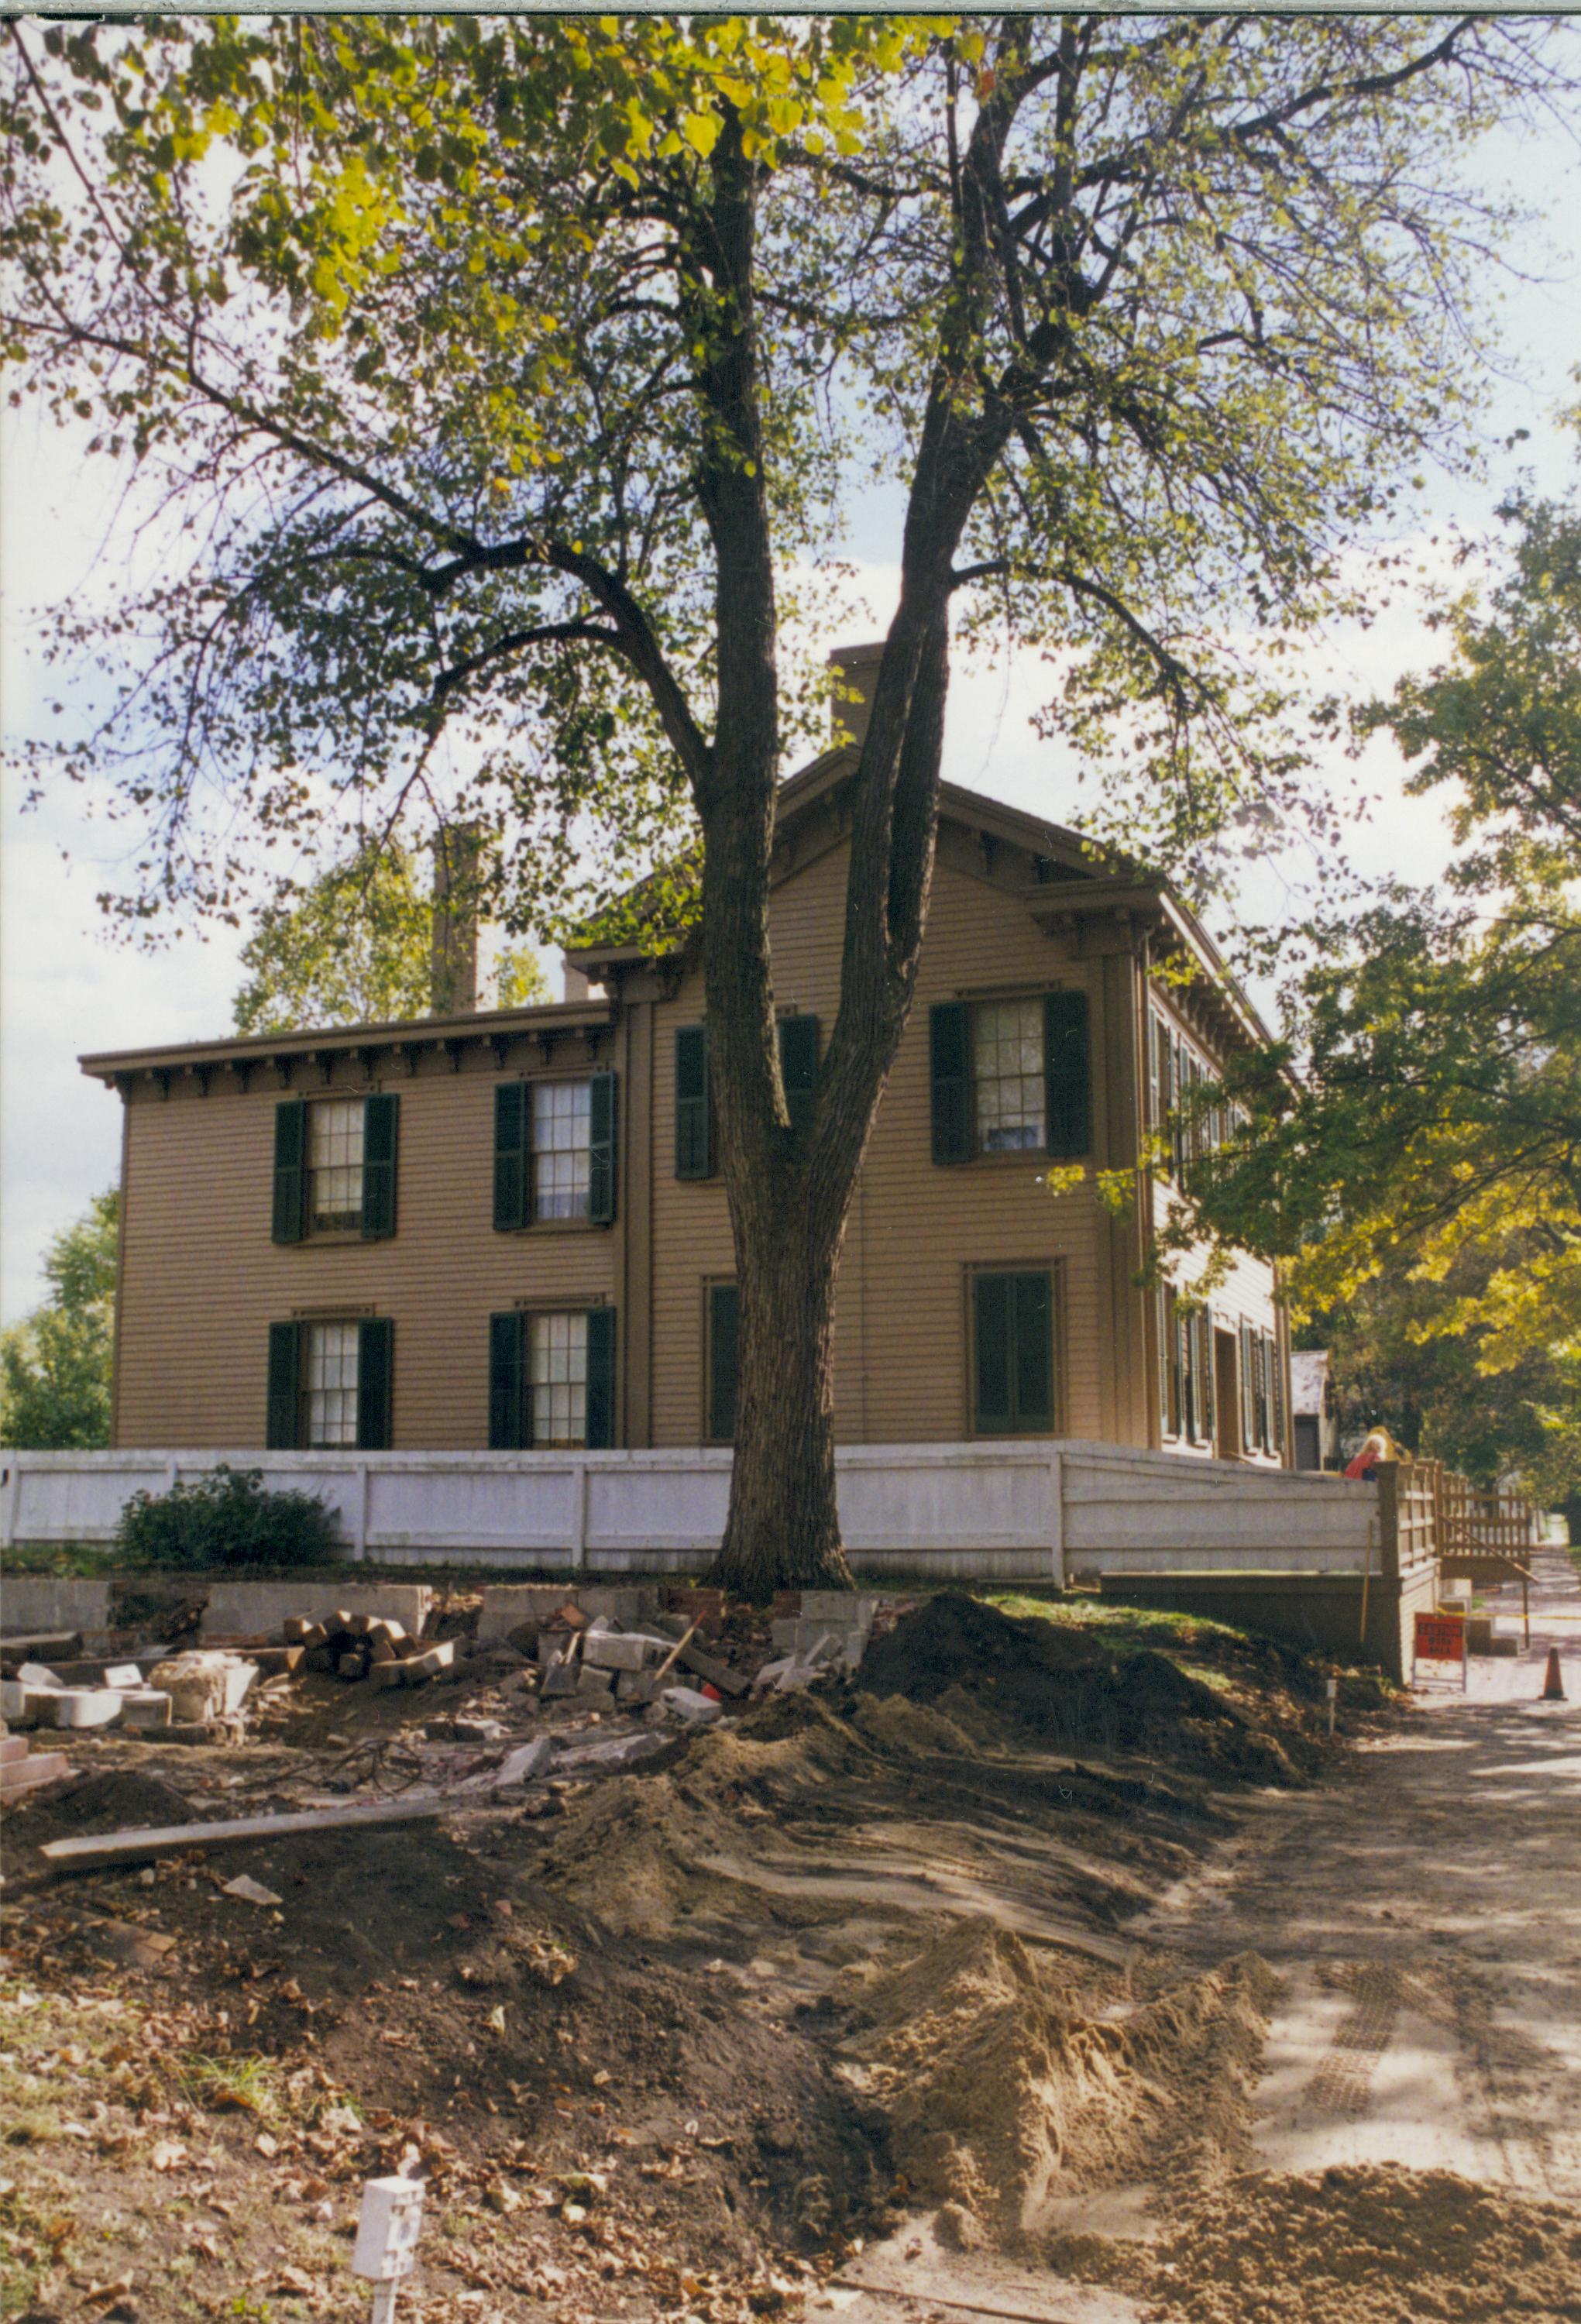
[232, 843, 548, 1035]
[0, 1191, 119, 1449]
[1176, 473, 1581, 1501]
[3, 15, 1569, 1592]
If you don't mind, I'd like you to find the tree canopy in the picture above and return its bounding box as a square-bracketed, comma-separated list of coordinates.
[1175, 471, 1581, 1494]
[5, 12, 1572, 1587]
[232, 843, 548, 1034]
[0, 1190, 119, 1449]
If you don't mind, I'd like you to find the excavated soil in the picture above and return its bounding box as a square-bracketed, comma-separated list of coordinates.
[2, 1592, 1391, 2315]
[1050, 2164, 1581, 2322]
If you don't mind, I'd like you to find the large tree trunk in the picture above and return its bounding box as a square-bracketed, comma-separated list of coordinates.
[713, 1184, 851, 1595]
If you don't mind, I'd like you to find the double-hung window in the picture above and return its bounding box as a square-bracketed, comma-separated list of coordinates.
[487, 1307, 617, 1449]
[308, 1100, 365, 1232]
[272, 1093, 398, 1243]
[972, 999, 1047, 1151]
[493, 1075, 617, 1230]
[266, 1315, 393, 1449]
[534, 1081, 592, 1220]
[930, 992, 1091, 1165]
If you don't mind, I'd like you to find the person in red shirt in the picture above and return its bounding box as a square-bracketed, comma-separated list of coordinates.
[1344, 1427, 1404, 1481]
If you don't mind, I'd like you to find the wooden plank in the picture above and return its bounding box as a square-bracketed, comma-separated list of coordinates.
[40, 1793, 453, 1872]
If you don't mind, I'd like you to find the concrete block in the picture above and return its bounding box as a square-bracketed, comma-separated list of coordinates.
[1, 1678, 38, 1724]
[15, 1662, 63, 1689]
[577, 1587, 650, 1625]
[799, 1592, 882, 1624]
[583, 1631, 671, 1673]
[402, 1638, 458, 1683]
[476, 1586, 587, 1644]
[769, 1619, 802, 1652]
[576, 1664, 616, 1697]
[0, 1579, 112, 1636]
[103, 1662, 144, 1689]
[660, 1686, 722, 1726]
[37, 1687, 124, 1731]
[122, 1690, 174, 1728]
[200, 1580, 431, 1642]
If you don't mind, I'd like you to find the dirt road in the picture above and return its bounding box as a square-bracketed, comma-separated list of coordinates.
[831, 1554, 1581, 2322]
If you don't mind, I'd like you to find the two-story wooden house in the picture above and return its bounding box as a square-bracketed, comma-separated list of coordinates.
[83, 664, 1290, 1468]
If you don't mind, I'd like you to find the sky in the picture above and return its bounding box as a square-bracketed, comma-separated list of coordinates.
[2, 95, 1578, 1325]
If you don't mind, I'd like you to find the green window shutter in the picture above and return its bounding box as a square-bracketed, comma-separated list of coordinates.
[585, 1306, 617, 1449]
[1157, 1286, 1174, 1437]
[974, 1274, 1013, 1432]
[1012, 1271, 1053, 1430]
[930, 1001, 972, 1164]
[778, 1013, 820, 1153]
[1177, 1304, 1196, 1441]
[356, 1316, 394, 1450]
[1239, 1322, 1257, 1453]
[588, 1072, 617, 1225]
[1155, 1018, 1174, 1147]
[493, 1081, 531, 1232]
[707, 1281, 740, 1442]
[360, 1092, 399, 1240]
[1198, 1311, 1216, 1444]
[674, 1025, 713, 1180]
[1044, 991, 1091, 1160]
[488, 1312, 525, 1451]
[1270, 1332, 1286, 1456]
[266, 1322, 300, 1449]
[272, 1099, 307, 1243]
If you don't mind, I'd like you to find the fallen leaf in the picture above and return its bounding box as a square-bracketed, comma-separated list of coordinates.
[255, 2132, 280, 2158]
[273, 2264, 318, 2297]
[150, 2140, 189, 2172]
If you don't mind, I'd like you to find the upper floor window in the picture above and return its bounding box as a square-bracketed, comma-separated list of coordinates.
[308, 1099, 365, 1232]
[534, 1080, 592, 1220]
[272, 1093, 398, 1245]
[493, 1074, 617, 1230]
[973, 999, 1046, 1152]
[931, 992, 1090, 1166]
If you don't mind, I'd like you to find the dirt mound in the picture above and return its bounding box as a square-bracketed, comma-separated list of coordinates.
[833, 1922, 1275, 2241]
[859, 1593, 1299, 1779]
[1129, 2164, 1581, 2322]
[7, 1767, 196, 1845]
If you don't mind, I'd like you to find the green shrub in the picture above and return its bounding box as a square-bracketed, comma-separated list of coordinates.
[116, 1465, 342, 1570]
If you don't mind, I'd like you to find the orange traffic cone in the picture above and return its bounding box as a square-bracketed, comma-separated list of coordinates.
[1541, 1647, 1566, 1703]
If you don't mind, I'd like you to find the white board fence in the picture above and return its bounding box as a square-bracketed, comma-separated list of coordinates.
[1, 1441, 1383, 1585]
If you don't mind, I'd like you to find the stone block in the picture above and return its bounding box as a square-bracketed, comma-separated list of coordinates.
[659, 1685, 722, 1726]
[36, 1686, 124, 1730]
[476, 1586, 586, 1644]
[200, 1580, 431, 1641]
[583, 1631, 669, 1673]
[122, 1690, 174, 1728]
[576, 1664, 616, 1697]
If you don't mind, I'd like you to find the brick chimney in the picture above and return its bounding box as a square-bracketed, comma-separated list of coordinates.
[828, 641, 885, 751]
[430, 824, 483, 1016]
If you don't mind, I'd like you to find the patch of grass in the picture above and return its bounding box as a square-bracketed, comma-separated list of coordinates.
[2, 1538, 120, 1576]
[172, 2053, 283, 2119]
[980, 1589, 1255, 1655]
[0, 2178, 79, 2317]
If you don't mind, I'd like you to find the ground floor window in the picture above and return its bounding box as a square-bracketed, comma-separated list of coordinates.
[972, 1269, 1055, 1434]
[266, 1315, 393, 1451]
[488, 1307, 617, 1450]
[530, 1310, 588, 1446]
[705, 1280, 739, 1443]
[306, 1320, 359, 1446]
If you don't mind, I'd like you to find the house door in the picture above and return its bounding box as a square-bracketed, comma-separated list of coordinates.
[1214, 1329, 1241, 1459]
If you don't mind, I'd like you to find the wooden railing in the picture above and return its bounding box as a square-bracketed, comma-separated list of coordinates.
[1411, 1457, 1543, 1571]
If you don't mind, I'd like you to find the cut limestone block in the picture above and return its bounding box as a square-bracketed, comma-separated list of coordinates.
[15, 1662, 63, 1690]
[103, 1662, 144, 1689]
[576, 1664, 616, 1697]
[0, 1746, 73, 1800]
[400, 1640, 458, 1686]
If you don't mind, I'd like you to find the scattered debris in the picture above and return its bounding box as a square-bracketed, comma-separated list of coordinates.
[221, 1872, 284, 1906]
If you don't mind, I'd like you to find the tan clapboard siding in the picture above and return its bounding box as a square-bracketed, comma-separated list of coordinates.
[646, 841, 1114, 1448]
[115, 1054, 617, 1450]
